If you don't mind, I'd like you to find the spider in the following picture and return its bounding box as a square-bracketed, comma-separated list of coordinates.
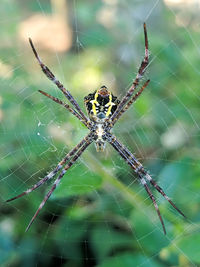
[6, 23, 186, 234]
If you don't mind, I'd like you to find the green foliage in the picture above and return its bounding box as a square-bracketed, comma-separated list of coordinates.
[53, 164, 103, 198]
[177, 233, 200, 263]
[97, 253, 164, 267]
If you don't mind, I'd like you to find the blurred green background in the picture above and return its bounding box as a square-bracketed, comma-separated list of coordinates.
[1, 0, 200, 266]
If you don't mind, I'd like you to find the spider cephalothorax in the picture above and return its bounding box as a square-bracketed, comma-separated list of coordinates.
[84, 86, 120, 152]
[7, 24, 186, 234]
[84, 85, 120, 122]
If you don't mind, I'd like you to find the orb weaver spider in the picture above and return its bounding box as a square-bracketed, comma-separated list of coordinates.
[7, 23, 186, 234]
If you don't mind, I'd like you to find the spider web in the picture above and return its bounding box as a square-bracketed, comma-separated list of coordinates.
[1, 0, 200, 266]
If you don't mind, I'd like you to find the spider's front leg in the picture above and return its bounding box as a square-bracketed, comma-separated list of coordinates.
[29, 38, 89, 124]
[111, 23, 149, 123]
[106, 133, 186, 234]
[38, 90, 90, 128]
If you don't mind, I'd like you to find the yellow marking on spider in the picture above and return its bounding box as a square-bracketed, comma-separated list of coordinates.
[105, 92, 115, 117]
[90, 91, 99, 115]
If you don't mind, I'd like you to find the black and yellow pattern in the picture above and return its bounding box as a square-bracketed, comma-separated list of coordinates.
[84, 86, 120, 121]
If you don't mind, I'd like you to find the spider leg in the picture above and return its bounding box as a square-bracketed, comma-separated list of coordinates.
[107, 134, 186, 234]
[118, 141, 186, 219]
[6, 134, 91, 203]
[108, 136, 166, 234]
[112, 135, 186, 218]
[140, 175, 166, 234]
[25, 137, 93, 232]
[144, 173, 186, 218]
[38, 90, 89, 128]
[111, 23, 149, 123]
[112, 80, 150, 125]
[29, 38, 89, 124]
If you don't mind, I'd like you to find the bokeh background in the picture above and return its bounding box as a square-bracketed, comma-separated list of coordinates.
[1, 0, 200, 266]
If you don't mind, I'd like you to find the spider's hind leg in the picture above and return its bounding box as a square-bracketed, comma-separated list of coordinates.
[25, 135, 93, 232]
[107, 134, 186, 234]
[144, 172, 186, 218]
[6, 134, 91, 203]
[110, 135, 186, 219]
[139, 174, 166, 234]
[108, 136, 167, 234]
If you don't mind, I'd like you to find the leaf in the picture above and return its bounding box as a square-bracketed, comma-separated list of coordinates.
[52, 161, 103, 198]
[130, 209, 169, 254]
[91, 226, 134, 260]
[0, 228, 16, 265]
[97, 253, 164, 267]
[176, 233, 200, 264]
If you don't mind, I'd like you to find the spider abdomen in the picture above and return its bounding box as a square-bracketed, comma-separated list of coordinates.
[94, 123, 106, 152]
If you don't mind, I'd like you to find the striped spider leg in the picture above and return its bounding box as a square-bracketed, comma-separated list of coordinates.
[107, 133, 186, 234]
[112, 79, 150, 126]
[6, 37, 94, 231]
[38, 90, 89, 128]
[25, 136, 93, 232]
[110, 23, 149, 124]
[29, 38, 89, 125]
[6, 133, 93, 230]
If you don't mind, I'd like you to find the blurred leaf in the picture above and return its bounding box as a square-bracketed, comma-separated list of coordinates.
[176, 233, 200, 264]
[130, 209, 169, 254]
[96, 252, 164, 267]
[52, 218, 87, 263]
[159, 160, 193, 204]
[0, 229, 17, 265]
[91, 225, 134, 260]
[52, 162, 103, 198]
